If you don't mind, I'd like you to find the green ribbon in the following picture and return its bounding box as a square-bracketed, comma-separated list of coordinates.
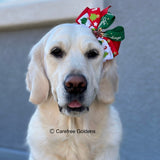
[103, 26, 125, 41]
[98, 12, 125, 41]
[98, 12, 115, 29]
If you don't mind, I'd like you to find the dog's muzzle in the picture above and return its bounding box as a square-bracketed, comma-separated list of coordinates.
[59, 74, 89, 116]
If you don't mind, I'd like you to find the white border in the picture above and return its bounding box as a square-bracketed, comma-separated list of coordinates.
[0, 0, 103, 29]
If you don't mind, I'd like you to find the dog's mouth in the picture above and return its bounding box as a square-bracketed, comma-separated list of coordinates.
[67, 100, 87, 112]
[58, 100, 89, 116]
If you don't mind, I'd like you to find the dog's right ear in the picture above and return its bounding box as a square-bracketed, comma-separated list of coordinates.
[97, 60, 118, 104]
[26, 41, 49, 105]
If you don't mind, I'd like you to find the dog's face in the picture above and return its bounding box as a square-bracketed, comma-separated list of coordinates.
[26, 23, 118, 116]
[44, 24, 104, 116]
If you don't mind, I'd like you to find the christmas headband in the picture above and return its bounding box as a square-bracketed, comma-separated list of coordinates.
[76, 6, 125, 61]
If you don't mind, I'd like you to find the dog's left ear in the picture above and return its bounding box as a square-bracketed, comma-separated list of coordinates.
[97, 60, 118, 104]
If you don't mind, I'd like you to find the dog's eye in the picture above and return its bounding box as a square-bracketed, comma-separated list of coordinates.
[50, 47, 64, 58]
[86, 49, 99, 59]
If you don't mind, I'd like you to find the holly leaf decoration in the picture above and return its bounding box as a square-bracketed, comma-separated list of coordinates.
[98, 40, 102, 45]
[90, 14, 98, 21]
[104, 52, 108, 57]
[80, 18, 87, 24]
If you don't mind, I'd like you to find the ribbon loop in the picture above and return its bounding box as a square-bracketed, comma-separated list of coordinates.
[100, 5, 111, 17]
[98, 12, 115, 30]
[103, 26, 125, 41]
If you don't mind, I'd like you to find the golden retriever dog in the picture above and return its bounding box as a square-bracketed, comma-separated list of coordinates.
[26, 23, 122, 160]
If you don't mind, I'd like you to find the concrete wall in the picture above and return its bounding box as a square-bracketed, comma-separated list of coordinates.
[0, 27, 52, 160]
[0, 0, 159, 159]
[105, 0, 160, 160]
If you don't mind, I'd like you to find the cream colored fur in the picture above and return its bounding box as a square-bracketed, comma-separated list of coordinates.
[26, 23, 122, 160]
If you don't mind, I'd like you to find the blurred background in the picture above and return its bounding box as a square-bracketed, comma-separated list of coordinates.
[0, 0, 159, 159]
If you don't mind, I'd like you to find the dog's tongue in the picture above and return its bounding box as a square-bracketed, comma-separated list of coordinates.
[68, 100, 82, 108]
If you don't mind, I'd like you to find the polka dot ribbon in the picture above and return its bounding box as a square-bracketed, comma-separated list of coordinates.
[76, 6, 125, 61]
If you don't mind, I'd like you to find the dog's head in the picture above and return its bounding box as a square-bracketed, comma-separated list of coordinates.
[26, 23, 118, 116]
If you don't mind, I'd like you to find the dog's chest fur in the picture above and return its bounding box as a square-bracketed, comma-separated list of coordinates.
[27, 99, 110, 160]
[49, 134, 94, 160]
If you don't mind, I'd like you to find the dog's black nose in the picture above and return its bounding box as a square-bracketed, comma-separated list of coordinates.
[64, 74, 87, 94]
